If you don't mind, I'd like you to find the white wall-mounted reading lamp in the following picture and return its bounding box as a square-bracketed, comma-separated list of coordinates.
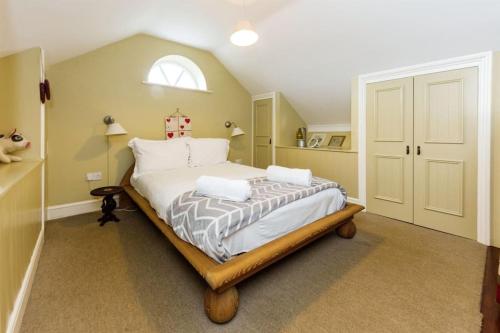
[103, 115, 127, 185]
[225, 121, 245, 137]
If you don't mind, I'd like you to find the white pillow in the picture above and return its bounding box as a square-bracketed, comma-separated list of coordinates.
[188, 138, 229, 167]
[128, 137, 190, 177]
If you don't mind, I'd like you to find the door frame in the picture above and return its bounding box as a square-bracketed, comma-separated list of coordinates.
[251, 92, 277, 167]
[40, 48, 46, 230]
[357, 52, 493, 245]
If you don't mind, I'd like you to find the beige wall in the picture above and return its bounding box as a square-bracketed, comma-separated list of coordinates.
[350, 78, 359, 151]
[276, 92, 306, 146]
[276, 146, 358, 198]
[491, 52, 500, 247]
[273, 94, 358, 196]
[0, 48, 42, 160]
[46, 34, 252, 206]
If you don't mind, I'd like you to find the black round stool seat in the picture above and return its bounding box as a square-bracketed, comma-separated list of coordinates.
[90, 186, 123, 226]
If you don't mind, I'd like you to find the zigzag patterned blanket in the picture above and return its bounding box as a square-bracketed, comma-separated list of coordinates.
[166, 177, 346, 263]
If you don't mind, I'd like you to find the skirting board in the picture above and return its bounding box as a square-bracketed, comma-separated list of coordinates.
[47, 196, 120, 220]
[7, 230, 44, 333]
[347, 197, 362, 205]
[47, 199, 102, 220]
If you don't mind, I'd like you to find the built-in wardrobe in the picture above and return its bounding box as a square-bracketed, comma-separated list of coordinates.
[366, 67, 478, 239]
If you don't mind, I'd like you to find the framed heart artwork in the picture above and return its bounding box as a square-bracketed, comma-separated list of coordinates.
[165, 115, 192, 140]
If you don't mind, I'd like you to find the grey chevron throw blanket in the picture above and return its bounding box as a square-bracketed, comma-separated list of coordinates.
[166, 177, 346, 263]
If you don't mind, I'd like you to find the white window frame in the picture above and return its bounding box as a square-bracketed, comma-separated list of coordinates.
[143, 55, 211, 93]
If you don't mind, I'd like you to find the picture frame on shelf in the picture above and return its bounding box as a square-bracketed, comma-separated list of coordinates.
[328, 135, 346, 148]
[307, 133, 326, 148]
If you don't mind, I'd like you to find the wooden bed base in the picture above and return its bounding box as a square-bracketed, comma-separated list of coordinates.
[120, 165, 364, 323]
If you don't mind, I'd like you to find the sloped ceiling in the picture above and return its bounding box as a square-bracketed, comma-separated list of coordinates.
[2, 0, 500, 125]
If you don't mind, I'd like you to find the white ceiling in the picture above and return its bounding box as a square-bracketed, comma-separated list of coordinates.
[2, 0, 500, 125]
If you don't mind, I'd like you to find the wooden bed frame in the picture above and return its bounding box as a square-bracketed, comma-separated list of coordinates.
[120, 165, 364, 323]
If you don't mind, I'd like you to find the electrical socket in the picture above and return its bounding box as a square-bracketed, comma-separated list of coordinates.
[86, 172, 103, 181]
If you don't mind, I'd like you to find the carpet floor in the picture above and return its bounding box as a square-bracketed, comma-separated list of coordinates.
[20, 211, 485, 333]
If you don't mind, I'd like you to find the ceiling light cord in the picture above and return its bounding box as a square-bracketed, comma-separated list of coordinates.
[231, 0, 259, 46]
[242, 0, 247, 19]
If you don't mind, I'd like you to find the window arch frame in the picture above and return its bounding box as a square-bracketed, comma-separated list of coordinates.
[145, 55, 208, 92]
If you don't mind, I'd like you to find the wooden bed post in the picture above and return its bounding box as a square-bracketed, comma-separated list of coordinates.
[204, 287, 239, 323]
[336, 218, 357, 239]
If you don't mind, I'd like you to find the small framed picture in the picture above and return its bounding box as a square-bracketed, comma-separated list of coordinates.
[165, 115, 192, 140]
[328, 135, 346, 148]
[307, 133, 326, 148]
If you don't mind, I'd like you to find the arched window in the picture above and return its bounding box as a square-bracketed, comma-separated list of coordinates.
[146, 55, 207, 91]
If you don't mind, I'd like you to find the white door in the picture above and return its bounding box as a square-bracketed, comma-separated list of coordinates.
[253, 98, 273, 169]
[413, 68, 478, 239]
[366, 68, 478, 239]
[366, 78, 414, 223]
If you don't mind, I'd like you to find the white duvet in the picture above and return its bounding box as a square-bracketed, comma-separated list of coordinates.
[131, 162, 345, 256]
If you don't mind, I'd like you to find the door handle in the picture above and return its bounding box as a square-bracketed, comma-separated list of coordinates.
[417, 146, 421, 155]
[406, 145, 410, 155]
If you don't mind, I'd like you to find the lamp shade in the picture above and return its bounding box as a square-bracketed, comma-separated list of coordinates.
[230, 20, 259, 46]
[231, 127, 245, 137]
[105, 122, 127, 136]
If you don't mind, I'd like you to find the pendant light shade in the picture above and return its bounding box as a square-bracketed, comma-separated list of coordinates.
[230, 20, 259, 46]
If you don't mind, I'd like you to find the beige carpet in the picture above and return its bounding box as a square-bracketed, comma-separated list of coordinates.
[21, 211, 485, 333]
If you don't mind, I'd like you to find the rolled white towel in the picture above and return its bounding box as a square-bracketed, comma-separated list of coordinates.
[195, 176, 252, 202]
[266, 165, 312, 186]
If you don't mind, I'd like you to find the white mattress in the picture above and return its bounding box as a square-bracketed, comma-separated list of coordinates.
[131, 162, 345, 256]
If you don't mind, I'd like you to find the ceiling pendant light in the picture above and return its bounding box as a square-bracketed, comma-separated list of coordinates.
[230, 20, 259, 46]
[230, 0, 258, 47]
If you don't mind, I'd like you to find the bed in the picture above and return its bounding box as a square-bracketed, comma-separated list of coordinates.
[120, 161, 363, 323]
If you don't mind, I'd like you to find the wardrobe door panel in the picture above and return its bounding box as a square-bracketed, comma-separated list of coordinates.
[413, 68, 478, 239]
[366, 78, 414, 222]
